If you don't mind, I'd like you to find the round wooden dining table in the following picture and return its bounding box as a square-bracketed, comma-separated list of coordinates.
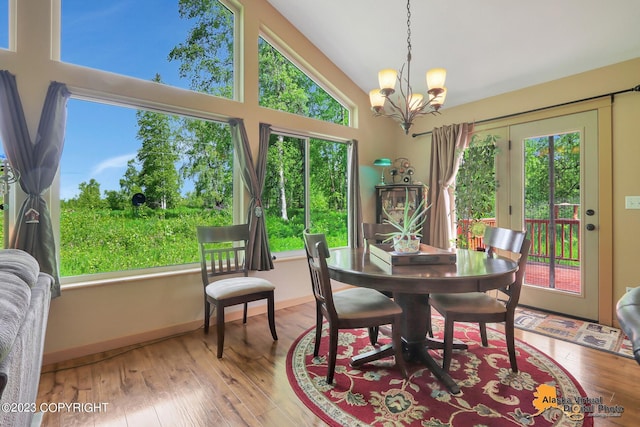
[326, 247, 519, 394]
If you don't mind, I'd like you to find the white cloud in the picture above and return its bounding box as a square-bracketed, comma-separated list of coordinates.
[91, 153, 136, 176]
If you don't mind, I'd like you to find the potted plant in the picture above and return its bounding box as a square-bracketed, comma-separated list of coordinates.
[380, 188, 429, 253]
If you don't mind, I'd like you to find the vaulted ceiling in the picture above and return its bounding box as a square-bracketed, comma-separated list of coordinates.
[266, 0, 640, 108]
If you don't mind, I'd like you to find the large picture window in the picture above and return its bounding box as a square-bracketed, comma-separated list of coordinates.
[61, 0, 236, 99]
[60, 99, 234, 277]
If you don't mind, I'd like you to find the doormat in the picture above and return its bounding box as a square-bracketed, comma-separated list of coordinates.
[514, 307, 634, 359]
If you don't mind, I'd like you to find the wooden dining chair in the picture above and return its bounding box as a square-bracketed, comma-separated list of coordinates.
[197, 224, 278, 358]
[429, 226, 530, 372]
[303, 230, 408, 384]
[362, 222, 397, 249]
[362, 222, 398, 343]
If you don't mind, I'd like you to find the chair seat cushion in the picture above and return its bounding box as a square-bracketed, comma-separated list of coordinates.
[333, 288, 402, 320]
[430, 292, 507, 315]
[206, 277, 275, 300]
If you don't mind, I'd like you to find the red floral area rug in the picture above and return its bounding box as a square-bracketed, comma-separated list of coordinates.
[287, 318, 595, 427]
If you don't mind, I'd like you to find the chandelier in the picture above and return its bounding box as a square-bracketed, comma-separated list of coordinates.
[369, 0, 447, 134]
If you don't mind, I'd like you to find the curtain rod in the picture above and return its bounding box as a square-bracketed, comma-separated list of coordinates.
[411, 84, 640, 138]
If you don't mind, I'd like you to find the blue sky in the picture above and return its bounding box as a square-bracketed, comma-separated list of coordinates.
[60, 1, 199, 200]
[0, 0, 6, 49]
[3, 1, 200, 199]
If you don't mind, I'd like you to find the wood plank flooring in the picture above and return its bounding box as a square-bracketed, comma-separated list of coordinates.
[36, 302, 639, 426]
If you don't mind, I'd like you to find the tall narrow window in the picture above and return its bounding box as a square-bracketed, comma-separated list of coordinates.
[263, 133, 348, 252]
[61, 0, 236, 99]
[60, 98, 234, 277]
[258, 37, 349, 125]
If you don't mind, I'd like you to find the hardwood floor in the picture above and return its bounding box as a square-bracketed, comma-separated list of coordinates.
[37, 301, 639, 426]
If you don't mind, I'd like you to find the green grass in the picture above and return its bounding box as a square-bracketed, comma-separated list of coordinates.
[58, 206, 347, 277]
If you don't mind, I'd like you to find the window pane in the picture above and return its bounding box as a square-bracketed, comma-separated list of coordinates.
[524, 133, 581, 292]
[263, 133, 348, 252]
[309, 138, 347, 247]
[0, 0, 7, 49]
[61, 99, 234, 277]
[264, 134, 305, 252]
[258, 37, 349, 125]
[61, 0, 235, 98]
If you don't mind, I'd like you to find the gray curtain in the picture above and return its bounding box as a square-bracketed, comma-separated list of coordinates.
[229, 119, 273, 271]
[426, 123, 473, 249]
[347, 140, 363, 248]
[0, 71, 69, 298]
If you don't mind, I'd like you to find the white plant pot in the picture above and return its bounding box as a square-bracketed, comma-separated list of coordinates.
[392, 235, 421, 254]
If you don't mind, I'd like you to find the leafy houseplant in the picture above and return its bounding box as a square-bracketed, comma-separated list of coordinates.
[381, 188, 429, 253]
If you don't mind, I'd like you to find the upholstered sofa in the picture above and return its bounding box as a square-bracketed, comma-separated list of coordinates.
[0, 249, 52, 427]
[616, 286, 640, 365]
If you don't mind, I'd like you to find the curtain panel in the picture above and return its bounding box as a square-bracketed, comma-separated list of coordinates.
[229, 119, 274, 271]
[347, 140, 363, 248]
[0, 71, 70, 297]
[426, 123, 473, 250]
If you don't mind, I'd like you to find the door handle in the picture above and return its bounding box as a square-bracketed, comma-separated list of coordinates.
[586, 224, 596, 231]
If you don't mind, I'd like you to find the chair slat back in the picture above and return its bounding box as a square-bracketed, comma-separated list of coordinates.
[481, 227, 529, 311]
[362, 223, 396, 249]
[303, 230, 336, 317]
[303, 229, 330, 259]
[197, 225, 250, 286]
[483, 226, 526, 256]
[503, 238, 531, 312]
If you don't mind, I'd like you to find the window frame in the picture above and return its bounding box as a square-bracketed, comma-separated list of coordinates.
[257, 31, 352, 126]
[266, 128, 349, 257]
[56, 93, 244, 285]
[54, 0, 241, 102]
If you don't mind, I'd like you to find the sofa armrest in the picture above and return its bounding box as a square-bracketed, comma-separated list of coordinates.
[0, 249, 52, 427]
[616, 287, 640, 365]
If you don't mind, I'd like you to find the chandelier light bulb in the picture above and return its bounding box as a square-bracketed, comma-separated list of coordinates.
[369, 89, 386, 112]
[378, 69, 398, 95]
[409, 94, 424, 111]
[426, 68, 447, 93]
[429, 87, 447, 109]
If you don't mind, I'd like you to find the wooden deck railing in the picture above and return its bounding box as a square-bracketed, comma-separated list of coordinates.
[458, 218, 580, 263]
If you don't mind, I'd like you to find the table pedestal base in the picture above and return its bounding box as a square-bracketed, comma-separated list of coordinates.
[350, 339, 462, 395]
[350, 293, 465, 395]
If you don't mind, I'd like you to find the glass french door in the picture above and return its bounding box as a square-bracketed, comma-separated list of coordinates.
[509, 111, 599, 320]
